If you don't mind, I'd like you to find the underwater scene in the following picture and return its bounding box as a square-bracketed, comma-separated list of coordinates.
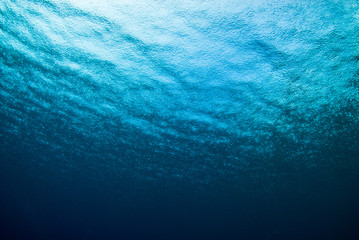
[1, 0, 359, 239]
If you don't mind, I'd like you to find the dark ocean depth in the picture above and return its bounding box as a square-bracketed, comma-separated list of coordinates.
[1, 0, 359, 239]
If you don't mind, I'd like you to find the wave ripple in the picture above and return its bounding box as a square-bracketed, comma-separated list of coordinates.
[1, 0, 359, 182]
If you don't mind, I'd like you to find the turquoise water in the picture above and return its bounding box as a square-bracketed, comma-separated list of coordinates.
[1, 0, 359, 239]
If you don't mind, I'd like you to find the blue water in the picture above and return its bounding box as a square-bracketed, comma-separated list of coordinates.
[1, 0, 359, 239]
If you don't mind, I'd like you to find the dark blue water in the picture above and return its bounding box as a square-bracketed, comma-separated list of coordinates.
[1, 0, 359, 239]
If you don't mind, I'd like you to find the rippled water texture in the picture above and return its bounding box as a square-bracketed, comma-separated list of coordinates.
[1, 0, 359, 239]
